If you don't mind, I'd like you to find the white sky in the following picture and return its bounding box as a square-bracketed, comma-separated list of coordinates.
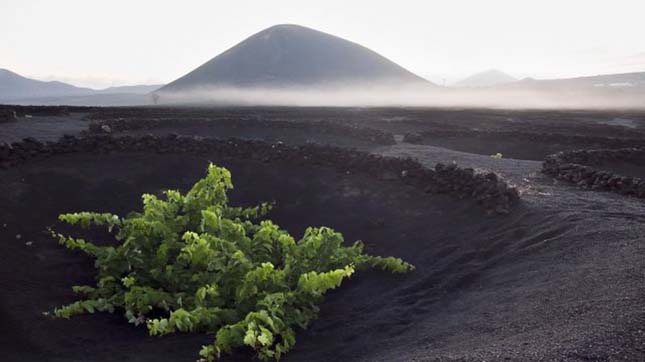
[1, 0, 644, 88]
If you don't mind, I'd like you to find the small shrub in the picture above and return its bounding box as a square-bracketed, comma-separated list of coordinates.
[51, 163, 414, 361]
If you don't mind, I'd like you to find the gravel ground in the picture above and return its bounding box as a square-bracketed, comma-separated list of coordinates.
[373, 142, 645, 361]
[1, 109, 643, 361]
[0, 113, 88, 144]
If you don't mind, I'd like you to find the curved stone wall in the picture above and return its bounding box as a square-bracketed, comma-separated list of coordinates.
[543, 148, 645, 197]
[403, 130, 645, 150]
[87, 118, 397, 146]
[0, 135, 519, 214]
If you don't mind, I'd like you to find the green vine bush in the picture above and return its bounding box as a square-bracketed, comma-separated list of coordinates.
[51, 163, 414, 361]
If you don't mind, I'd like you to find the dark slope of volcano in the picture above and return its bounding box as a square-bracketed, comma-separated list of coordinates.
[157, 24, 432, 93]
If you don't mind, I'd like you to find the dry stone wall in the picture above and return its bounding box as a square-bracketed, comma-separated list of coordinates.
[543, 148, 645, 197]
[0, 134, 519, 214]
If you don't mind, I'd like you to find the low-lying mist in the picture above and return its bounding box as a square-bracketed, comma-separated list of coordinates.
[153, 84, 645, 110]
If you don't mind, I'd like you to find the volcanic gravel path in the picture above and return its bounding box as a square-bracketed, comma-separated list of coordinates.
[372, 142, 645, 361]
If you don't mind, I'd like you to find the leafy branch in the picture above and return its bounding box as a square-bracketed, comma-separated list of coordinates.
[53, 163, 414, 361]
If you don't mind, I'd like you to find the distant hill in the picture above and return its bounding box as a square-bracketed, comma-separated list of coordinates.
[5, 93, 153, 107]
[158, 24, 431, 94]
[95, 84, 163, 95]
[505, 72, 645, 90]
[475, 71, 645, 109]
[0, 68, 95, 100]
[455, 69, 517, 88]
[0, 68, 163, 105]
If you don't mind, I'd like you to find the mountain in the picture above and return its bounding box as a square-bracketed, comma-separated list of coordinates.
[6, 93, 153, 106]
[506, 72, 645, 90]
[455, 69, 517, 88]
[0, 69, 163, 105]
[475, 71, 645, 109]
[0, 68, 94, 100]
[158, 24, 431, 94]
[96, 84, 163, 94]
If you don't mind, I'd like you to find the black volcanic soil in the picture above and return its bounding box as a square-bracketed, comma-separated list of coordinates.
[83, 106, 645, 160]
[403, 132, 645, 161]
[6, 106, 645, 159]
[119, 123, 385, 150]
[0, 112, 88, 143]
[405, 133, 572, 161]
[1, 106, 644, 362]
[597, 159, 645, 180]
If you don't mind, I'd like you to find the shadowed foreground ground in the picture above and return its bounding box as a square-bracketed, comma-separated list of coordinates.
[0, 106, 643, 361]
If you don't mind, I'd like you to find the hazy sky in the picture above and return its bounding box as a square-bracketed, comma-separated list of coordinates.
[1, 0, 644, 88]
